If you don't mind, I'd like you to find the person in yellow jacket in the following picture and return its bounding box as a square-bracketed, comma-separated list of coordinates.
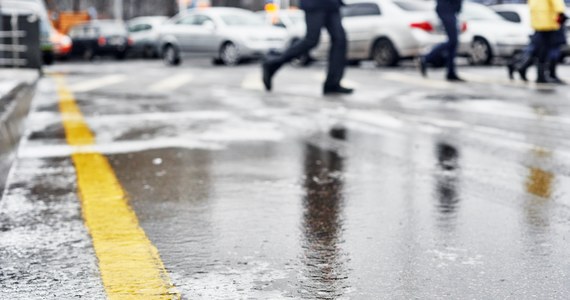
[529, 0, 567, 83]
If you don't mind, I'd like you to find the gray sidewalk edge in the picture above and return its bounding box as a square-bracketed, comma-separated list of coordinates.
[0, 72, 40, 195]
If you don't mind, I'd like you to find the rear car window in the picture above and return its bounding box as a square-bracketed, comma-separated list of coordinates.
[98, 22, 128, 35]
[342, 3, 381, 17]
[496, 11, 521, 23]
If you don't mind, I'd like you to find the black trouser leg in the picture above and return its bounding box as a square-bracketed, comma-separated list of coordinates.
[271, 11, 326, 66]
[323, 10, 347, 88]
[426, 11, 458, 77]
[536, 31, 557, 82]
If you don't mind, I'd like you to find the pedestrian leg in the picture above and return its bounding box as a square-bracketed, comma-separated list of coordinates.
[262, 11, 326, 91]
[548, 47, 565, 84]
[323, 10, 352, 94]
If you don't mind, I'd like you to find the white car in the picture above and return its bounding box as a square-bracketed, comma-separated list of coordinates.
[491, 4, 570, 59]
[459, 2, 531, 65]
[158, 7, 288, 66]
[258, 10, 306, 46]
[313, 0, 463, 67]
[127, 16, 168, 58]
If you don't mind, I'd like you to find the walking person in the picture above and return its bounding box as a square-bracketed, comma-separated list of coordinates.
[419, 0, 464, 82]
[262, 0, 353, 95]
[529, 0, 566, 83]
[508, 5, 567, 83]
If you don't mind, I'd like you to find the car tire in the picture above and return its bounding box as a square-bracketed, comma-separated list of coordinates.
[469, 37, 493, 66]
[220, 42, 240, 66]
[42, 51, 54, 65]
[163, 44, 181, 66]
[372, 38, 399, 67]
[212, 58, 224, 65]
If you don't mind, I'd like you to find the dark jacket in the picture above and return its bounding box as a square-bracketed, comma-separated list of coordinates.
[300, 0, 344, 12]
[436, 0, 462, 14]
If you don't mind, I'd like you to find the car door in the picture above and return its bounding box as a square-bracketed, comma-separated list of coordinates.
[342, 2, 383, 59]
[192, 14, 219, 53]
[172, 14, 202, 52]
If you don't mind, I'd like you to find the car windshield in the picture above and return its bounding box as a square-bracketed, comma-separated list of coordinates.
[98, 22, 127, 35]
[462, 4, 504, 21]
[220, 12, 265, 26]
[393, 1, 433, 11]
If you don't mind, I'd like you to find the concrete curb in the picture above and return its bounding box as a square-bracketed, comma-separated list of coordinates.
[0, 70, 39, 194]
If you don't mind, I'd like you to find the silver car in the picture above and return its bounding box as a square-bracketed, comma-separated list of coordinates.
[158, 7, 288, 66]
[127, 16, 168, 58]
[313, 0, 462, 67]
[258, 10, 306, 47]
[458, 2, 531, 65]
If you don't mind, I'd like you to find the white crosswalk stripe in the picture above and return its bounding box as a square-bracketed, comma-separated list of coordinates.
[69, 75, 127, 92]
[148, 73, 194, 92]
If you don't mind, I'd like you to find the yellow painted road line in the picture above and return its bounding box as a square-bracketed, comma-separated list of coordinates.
[54, 75, 180, 300]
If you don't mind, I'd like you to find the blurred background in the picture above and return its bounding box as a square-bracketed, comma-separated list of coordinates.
[1, 0, 569, 71]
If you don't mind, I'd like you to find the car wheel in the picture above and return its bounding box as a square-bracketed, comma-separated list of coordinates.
[372, 38, 399, 67]
[212, 58, 224, 65]
[220, 42, 240, 66]
[163, 44, 181, 66]
[469, 37, 493, 65]
[42, 51, 54, 65]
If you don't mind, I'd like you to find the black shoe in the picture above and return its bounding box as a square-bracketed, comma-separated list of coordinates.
[418, 57, 427, 78]
[262, 61, 279, 91]
[323, 85, 354, 95]
[549, 77, 566, 85]
[519, 68, 529, 82]
[446, 74, 465, 82]
[507, 64, 515, 80]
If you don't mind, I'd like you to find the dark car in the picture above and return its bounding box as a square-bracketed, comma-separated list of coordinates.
[68, 20, 132, 60]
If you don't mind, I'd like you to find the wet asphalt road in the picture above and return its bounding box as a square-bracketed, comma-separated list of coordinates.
[1, 58, 570, 299]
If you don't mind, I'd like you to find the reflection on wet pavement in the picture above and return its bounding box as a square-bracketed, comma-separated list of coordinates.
[434, 142, 461, 229]
[300, 143, 347, 299]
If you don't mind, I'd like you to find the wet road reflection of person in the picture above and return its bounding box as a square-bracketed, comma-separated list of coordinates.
[300, 143, 348, 299]
[435, 142, 461, 230]
[523, 148, 555, 257]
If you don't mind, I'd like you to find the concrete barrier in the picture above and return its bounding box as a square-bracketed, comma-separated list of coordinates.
[0, 69, 39, 195]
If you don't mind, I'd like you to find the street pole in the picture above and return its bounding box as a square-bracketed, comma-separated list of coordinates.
[114, 0, 123, 21]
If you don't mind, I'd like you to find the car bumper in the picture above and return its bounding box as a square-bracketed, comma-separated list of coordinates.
[239, 41, 287, 58]
[494, 42, 527, 57]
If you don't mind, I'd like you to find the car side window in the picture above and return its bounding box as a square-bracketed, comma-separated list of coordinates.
[496, 11, 521, 23]
[194, 15, 213, 26]
[342, 3, 381, 17]
[178, 15, 198, 25]
[128, 23, 139, 32]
